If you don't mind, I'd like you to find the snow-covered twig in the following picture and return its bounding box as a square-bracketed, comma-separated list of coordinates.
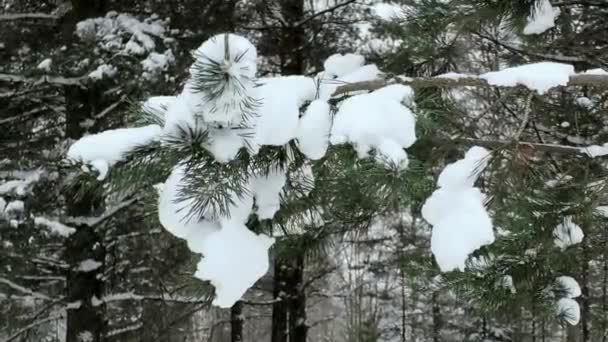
[1, 315, 63, 342]
[0, 73, 85, 87]
[513, 92, 534, 140]
[333, 74, 608, 97]
[0, 13, 59, 21]
[0, 277, 52, 301]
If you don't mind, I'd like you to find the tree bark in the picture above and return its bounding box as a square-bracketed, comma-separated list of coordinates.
[63, 81, 105, 341]
[231, 301, 244, 342]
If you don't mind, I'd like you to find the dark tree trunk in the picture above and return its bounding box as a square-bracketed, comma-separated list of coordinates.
[271, 1, 307, 341]
[63, 82, 106, 341]
[64, 225, 106, 342]
[288, 255, 307, 342]
[231, 301, 244, 342]
[271, 259, 289, 342]
[431, 291, 442, 342]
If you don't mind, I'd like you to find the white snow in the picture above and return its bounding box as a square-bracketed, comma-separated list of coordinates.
[0, 170, 43, 196]
[297, 100, 332, 160]
[76, 13, 166, 52]
[254, 76, 316, 147]
[251, 168, 287, 219]
[523, 0, 560, 35]
[319, 63, 382, 100]
[581, 143, 608, 158]
[330, 84, 416, 169]
[480, 62, 575, 94]
[596, 206, 608, 217]
[88, 64, 117, 80]
[141, 50, 175, 79]
[372, 3, 404, 21]
[194, 222, 274, 308]
[581, 68, 608, 75]
[437, 146, 490, 188]
[435, 72, 475, 80]
[37, 58, 52, 71]
[204, 128, 249, 163]
[142, 96, 176, 123]
[556, 276, 581, 298]
[77, 259, 102, 272]
[324, 53, 365, 78]
[34, 217, 76, 237]
[158, 165, 222, 240]
[158, 163, 274, 308]
[67, 125, 162, 180]
[553, 216, 584, 249]
[422, 146, 495, 272]
[556, 298, 580, 325]
[4, 200, 24, 214]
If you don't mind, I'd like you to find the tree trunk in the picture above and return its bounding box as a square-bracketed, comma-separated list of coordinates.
[64, 224, 106, 342]
[63, 82, 105, 341]
[231, 301, 244, 342]
[288, 255, 307, 342]
[431, 291, 442, 342]
[271, 259, 289, 342]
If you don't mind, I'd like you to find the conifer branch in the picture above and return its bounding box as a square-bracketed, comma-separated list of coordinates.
[332, 74, 608, 97]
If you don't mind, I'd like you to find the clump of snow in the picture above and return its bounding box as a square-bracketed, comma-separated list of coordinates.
[194, 222, 274, 308]
[89, 64, 117, 80]
[254, 76, 316, 147]
[76, 12, 166, 53]
[77, 259, 102, 272]
[581, 68, 608, 75]
[324, 53, 365, 78]
[163, 34, 258, 135]
[34, 217, 76, 237]
[596, 206, 608, 217]
[37, 58, 52, 71]
[480, 62, 574, 94]
[318, 60, 382, 100]
[67, 125, 162, 180]
[0, 170, 43, 196]
[331, 84, 416, 169]
[422, 146, 495, 272]
[251, 168, 287, 219]
[4, 200, 24, 215]
[556, 276, 581, 298]
[523, 0, 560, 35]
[158, 163, 274, 308]
[372, 3, 404, 21]
[0, 197, 5, 215]
[297, 100, 332, 160]
[553, 216, 584, 249]
[557, 298, 580, 325]
[142, 96, 176, 123]
[141, 50, 175, 80]
[575, 97, 593, 108]
[581, 143, 608, 158]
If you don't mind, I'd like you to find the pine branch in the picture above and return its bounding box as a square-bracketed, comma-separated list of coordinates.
[332, 74, 608, 97]
[0, 73, 86, 87]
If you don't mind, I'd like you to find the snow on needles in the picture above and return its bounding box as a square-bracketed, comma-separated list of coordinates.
[67, 125, 162, 180]
[330, 84, 416, 169]
[481, 62, 574, 94]
[158, 164, 275, 308]
[555, 275, 581, 325]
[75, 34, 425, 307]
[422, 146, 495, 272]
[553, 216, 584, 249]
[523, 0, 561, 35]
